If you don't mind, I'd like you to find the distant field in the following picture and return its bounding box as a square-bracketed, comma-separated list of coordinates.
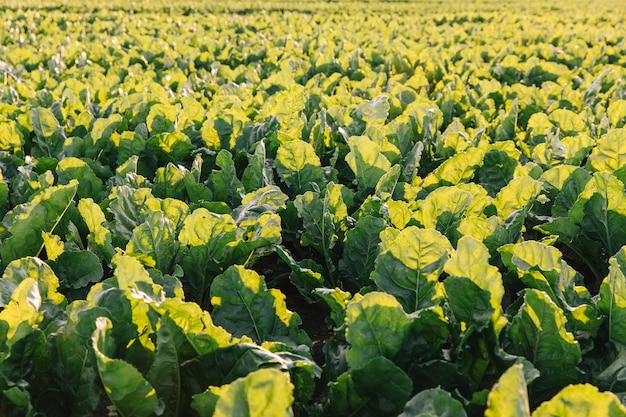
[3, 1, 626, 416]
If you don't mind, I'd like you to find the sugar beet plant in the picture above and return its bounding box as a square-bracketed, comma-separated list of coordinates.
[3, 0, 626, 416]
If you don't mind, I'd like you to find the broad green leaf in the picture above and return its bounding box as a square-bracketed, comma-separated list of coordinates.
[155, 298, 233, 353]
[444, 276, 494, 331]
[338, 215, 386, 288]
[346, 135, 392, 191]
[232, 185, 288, 223]
[412, 186, 472, 241]
[355, 95, 390, 127]
[210, 265, 307, 347]
[568, 172, 626, 256]
[422, 147, 484, 189]
[141, 197, 189, 230]
[1, 181, 78, 265]
[275, 245, 325, 301]
[112, 253, 164, 304]
[242, 140, 273, 193]
[126, 210, 179, 272]
[116, 131, 147, 166]
[209, 149, 245, 207]
[192, 368, 294, 417]
[371, 227, 451, 312]
[30, 107, 65, 157]
[52, 250, 104, 290]
[598, 246, 626, 345]
[485, 364, 531, 417]
[146, 315, 180, 417]
[275, 139, 324, 194]
[314, 287, 353, 329]
[56, 157, 104, 201]
[146, 103, 178, 134]
[478, 147, 519, 196]
[108, 185, 153, 245]
[399, 387, 467, 417]
[0, 256, 65, 309]
[92, 317, 163, 417]
[532, 384, 626, 417]
[147, 131, 194, 163]
[178, 208, 237, 248]
[89, 114, 122, 158]
[500, 240, 601, 331]
[493, 176, 542, 220]
[508, 289, 582, 392]
[608, 99, 626, 128]
[42, 231, 64, 261]
[548, 108, 585, 135]
[325, 357, 412, 417]
[374, 164, 402, 200]
[345, 292, 411, 369]
[153, 163, 186, 200]
[77, 198, 114, 263]
[294, 183, 347, 264]
[0, 120, 23, 153]
[540, 165, 591, 217]
[0, 278, 41, 345]
[588, 129, 626, 181]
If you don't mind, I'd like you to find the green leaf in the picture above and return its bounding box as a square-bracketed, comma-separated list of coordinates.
[338, 215, 386, 288]
[0, 120, 23, 153]
[371, 227, 451, 312]
[485, 364, 531, 417]
[107, 185, 153, 245]
[30, 107, 65, 157]
[192, 368, 294, 417]
[478, 147, 519, 196]
[507, 289, 582, 394]
[445, 236, 507, 332]
[126, 210, 179, 273]
[56, 157, 104, 201]
[210, 265, 308, 347]
[588, 129, 626, 177]
[178, 208, 237, 248]
[92, 317, 163, 417]
[598, 246, 626, 345]
[346, 135, 392, 192]
[153, 163, 187, 200]
[52, 250, 104, 290]
[275, 139, 324, 193]
[146, 315, 180, 417]
[412, 186, 472, 242]
[242, 140, 273, 193]
[294, 183, 347, 271]
[569, 172, 626, 257]
[232, 185, 288, 223]
[345, 292, 411, 369]
[399, 387, 467, 417]
[1, 181, 78, 265]
[276, 246, 325, 302]
[146, 103, 178, 134]
[325, 357, 412, 417]
[443, 277, 494, 332]
[0, 256, 64, 308]
[209, 149, 245, 207]
[532, 384, 626, 417]
[493, 176, 542, 220]
[77, 197, 114, 263]
[422, 147, 484, 189]
[147, 131, 194, 163]
[608, 99, 626, 128]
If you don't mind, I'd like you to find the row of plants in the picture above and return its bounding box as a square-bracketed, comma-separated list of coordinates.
[2, 0, 626, 416]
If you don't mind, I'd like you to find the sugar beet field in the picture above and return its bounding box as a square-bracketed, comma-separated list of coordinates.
[3, 0, 626, 416]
